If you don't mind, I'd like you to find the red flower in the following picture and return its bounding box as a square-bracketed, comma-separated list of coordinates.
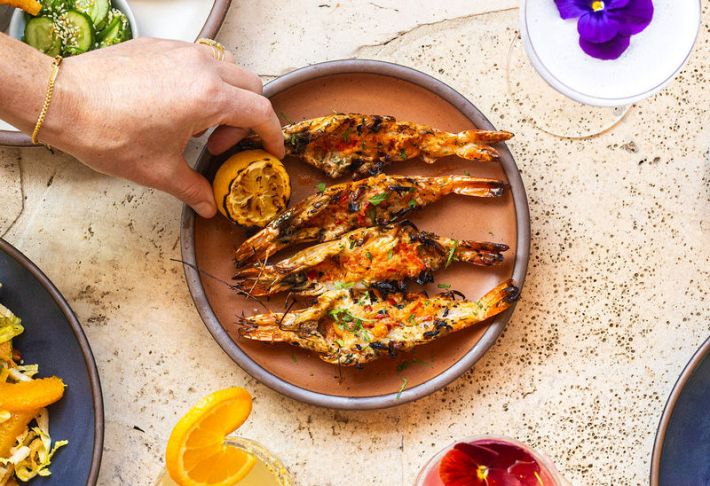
[439, 441, 548, 486]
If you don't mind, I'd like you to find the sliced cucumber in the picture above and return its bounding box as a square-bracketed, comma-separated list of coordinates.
[24, 17, 62, 57]
[97, 9, 131, 47]
[59, 10, 95, 55]
[40, 0, 75, 16]
[74, 0, 110, 31]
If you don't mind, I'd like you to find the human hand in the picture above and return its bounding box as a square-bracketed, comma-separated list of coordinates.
[41, 37, 284, 218]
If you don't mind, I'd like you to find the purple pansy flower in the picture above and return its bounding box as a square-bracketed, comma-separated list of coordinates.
[554, 0, 654, 60]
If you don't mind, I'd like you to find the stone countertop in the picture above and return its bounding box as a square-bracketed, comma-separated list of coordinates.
[1, 1, 709, 485]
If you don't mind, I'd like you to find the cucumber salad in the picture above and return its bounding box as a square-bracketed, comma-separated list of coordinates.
[23, 0, 132, 56]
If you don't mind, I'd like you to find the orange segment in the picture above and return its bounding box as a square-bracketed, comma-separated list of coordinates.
[166, 387, 255, 486]
[0, 410, 37, 457]
[0, 377, 65, 412]
[0, 0, 41, 16]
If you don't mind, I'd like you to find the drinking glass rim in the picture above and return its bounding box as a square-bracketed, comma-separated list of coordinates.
[519, 0, 702, 107]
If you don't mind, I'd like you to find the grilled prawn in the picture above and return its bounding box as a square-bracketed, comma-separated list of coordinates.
[234, 222, 508, 297]
[234, 173, 505, 267]
[237, 114, 513, 179]
[238, 280, 520, 365]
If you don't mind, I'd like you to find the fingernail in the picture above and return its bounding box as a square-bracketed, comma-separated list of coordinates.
[194, 201, 216, 218]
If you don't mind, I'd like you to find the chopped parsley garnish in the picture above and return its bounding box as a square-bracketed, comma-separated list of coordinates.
[437, 283, 451, 289]
[387, 249, 394, 260]
[277, 111, 293, 124]
[445, 240, 458, 269]
[408, 200, 417, 209]
[336, 339, 345, 348]
[333, 281, 356, 290]
[366, 251, 373, 261]
[316, 182, 326, 193]
[361, 330, 372, 343]
[396, 359, 430, 373]
[408, 313, 415, 323]
[399, 149, 407, 160]
[368, 193, 388, 206]
[367, 207, 377, 225]
[396, 377, 408, 399]
[342, 127, 352, 142]
[329, 308, 373, 333]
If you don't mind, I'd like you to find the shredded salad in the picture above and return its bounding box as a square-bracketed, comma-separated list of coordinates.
[0, 291, 67, 485]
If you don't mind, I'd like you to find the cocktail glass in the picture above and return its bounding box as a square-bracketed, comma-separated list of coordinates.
[415, 435, 571, 486]
[154, 437, 292, 486]
[507, 0, 701, 138]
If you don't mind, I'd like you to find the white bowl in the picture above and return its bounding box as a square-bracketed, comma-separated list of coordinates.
[9, 0, 140, 47]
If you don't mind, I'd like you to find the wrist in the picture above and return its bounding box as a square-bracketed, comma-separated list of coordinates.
[38, 57, 83, 150]
[0, 34, 54, 133]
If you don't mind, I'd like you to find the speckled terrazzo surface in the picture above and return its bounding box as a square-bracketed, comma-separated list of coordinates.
[1, 2, 709, 485]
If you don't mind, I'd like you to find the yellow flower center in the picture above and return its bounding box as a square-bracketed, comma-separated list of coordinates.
[476, 465, 489, 481]
[591, 0, 605, 11]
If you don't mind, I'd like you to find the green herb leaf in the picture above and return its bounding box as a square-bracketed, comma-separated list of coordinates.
[438, 283, 451, 289]
[396, 377, 409, 399]
[316, 182, 326, 193]
[399, 149, 407, 160]
[408, 200, 417, 209]
[368, 193, 388, 206]
[368, 207, 377, 225]
[336, 339, 345, 348]
[342, 127, 352, 142]
[366, 251, 373, 261]
[333, 281, 356, 290]
[445, 240, 458, 269]
[387, 249, 394, 260]
[396, 359, 430, 373]
[408, 313, 415, 323]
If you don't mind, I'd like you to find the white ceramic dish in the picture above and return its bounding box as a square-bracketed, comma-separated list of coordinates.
[0, 0, 230, 144]
[8, 0, 140, 43]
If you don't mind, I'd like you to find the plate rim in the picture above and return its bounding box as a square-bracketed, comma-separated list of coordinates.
[650, 335, 710, 485]
[0, 0, 232, 147]
[180, 58, 531, 410]
[0, 238, 104, 485]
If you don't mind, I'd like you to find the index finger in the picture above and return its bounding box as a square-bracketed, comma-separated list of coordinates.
[217, 85, 285, 158]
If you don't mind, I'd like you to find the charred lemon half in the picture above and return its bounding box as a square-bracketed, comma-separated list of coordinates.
[213, 150, 291, 227]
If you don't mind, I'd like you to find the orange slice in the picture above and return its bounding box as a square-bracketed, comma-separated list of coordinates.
[0, 377, 65, 412]
[0, 410, 37, 457]
[165, 387, 255, 486]
[0, 0, 41, 16]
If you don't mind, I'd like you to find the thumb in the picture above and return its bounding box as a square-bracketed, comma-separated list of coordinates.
[165, 160, 217, 218]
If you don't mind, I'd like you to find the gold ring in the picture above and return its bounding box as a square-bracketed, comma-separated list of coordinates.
[196, 38, 225, 62]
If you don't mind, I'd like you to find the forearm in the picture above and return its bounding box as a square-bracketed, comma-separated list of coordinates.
[0, 33, 53, 133]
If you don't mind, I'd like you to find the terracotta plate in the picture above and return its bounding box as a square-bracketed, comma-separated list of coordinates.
[181, 60, 530, 409]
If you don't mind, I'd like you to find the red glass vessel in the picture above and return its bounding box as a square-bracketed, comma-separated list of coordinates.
[416, 436, 568, 486]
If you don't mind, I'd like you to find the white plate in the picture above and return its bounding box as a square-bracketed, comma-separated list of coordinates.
[0, 0, 228, 141]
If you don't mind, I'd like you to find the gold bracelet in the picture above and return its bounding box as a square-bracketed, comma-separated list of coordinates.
[31, 55, 63, 147]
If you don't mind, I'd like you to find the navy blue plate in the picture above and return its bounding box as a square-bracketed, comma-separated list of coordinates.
[0, 239, 103, 485]
[651, 336, 710, 485]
